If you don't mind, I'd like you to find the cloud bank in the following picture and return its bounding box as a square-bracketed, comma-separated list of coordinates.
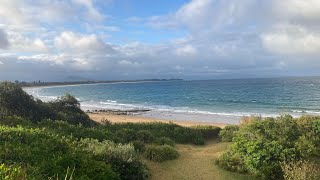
[0, 0, 320, 81]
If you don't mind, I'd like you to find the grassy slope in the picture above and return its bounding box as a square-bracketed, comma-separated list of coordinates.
[146, 140, 256, 180]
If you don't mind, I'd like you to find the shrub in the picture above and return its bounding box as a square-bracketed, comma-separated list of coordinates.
[103, 122, 215, 145]
[145, 145, 179, 162]
[193, 125, 221, 139]
[0, 125, 119, 179]
[0, 164, 27, 180]
[114, 128, 137, 143]
[217, 115, 320, 179]
[240, 115, 262, 125]
[192, 136, 205, 145]
[79, 139, 149, 180]
[219, 125, 239, 142]
[132, 140, 146, 153]
[37, 120, 110, 141]
[0, 82, 96, 127]
[215, 150, 247, 173]
[281, 160, 320, 180]
[0, 115, 32, 127]
[0, 82, 40, 122]
[49, 93, 96, 127]
[136, 130, 154, 143]
[173, 127, 205, 144]
[154, 137, 175, 147]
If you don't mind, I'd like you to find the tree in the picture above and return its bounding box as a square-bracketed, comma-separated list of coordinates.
[0, 81, 39, 120]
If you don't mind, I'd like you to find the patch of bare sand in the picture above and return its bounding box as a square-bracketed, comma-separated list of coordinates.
[88, 112, 227, 128]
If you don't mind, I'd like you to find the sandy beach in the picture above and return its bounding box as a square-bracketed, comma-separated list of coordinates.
[88, 112, 228, 128]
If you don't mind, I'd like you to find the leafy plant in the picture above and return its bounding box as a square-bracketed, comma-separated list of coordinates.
[219, 125, 239, 142]
[217, 115, 320, 179]
[145, 145, 179, 162]
[281, 160, 320, 180]
[0, 164, 27, 180]
[154, 137, 175, 147]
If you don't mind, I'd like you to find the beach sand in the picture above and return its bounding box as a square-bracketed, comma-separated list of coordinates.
[88, 112, 227, 128]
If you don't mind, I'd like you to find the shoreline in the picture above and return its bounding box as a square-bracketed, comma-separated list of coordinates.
[21, 79, 183, 89]
[88, 112, 229, 128]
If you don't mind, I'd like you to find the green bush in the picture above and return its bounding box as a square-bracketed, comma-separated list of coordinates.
[173, 127, 205, 144]
[145, 145, 179, 162]
[37, 120, 110, 141]
[136, 130, 154, 143]
[0, 125, 119, 179]
[154, 137, 175, 147]
[219, 125, 239, 142]
[79, 139, 149, 180]
[0, 164, 27, 180]
[103, 122, 218, 145]
[217, 115, 320, 179]
[281, 160, 320, 180]
[215, 150, 247, 173]
[0, 82, 96, 127]
[132, 140, 146, 153]
[193, 125, 221, 139]
[114, 128, 137, 143]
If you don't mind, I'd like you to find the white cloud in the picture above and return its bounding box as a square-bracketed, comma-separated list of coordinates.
[0, 0, 104, 27]
[262, 25, 320, 55]
[54, 31, 113, 53]
[1, 0, 320, 81]
[0, 29, 9, 49]
[7, 31, 48, 52]
[175, 45, 197, 56]
[260, 0, 320, 56]
[17, 53, 94, 71]
[0, 0, 26, 25]
[273, 0, 320, 22]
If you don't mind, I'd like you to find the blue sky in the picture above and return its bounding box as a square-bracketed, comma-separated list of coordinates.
[0, 0, 320, 81]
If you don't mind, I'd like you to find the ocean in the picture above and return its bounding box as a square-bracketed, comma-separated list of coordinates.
[25, 77, 320, 124]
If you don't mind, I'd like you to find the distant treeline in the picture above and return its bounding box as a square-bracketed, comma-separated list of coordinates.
[11, 79, 183, 87]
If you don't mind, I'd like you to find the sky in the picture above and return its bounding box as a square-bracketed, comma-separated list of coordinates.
[0, 0, 320, 81]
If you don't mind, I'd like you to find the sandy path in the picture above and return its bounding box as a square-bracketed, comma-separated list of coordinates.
[146, 141, 255, 180]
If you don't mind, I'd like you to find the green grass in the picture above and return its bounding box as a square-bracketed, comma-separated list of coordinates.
[146, 140, 256, 180]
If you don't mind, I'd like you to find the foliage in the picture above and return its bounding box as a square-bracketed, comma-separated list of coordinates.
[240, 115, 262, 125]
[281, 160, 320, 180]
[192, 125, 222, 139]
[113, 128, 137, 143]
[79, 139, 149, 180]
[136, 130, 154, 143]
[0, 164, 27, 180]
[145, 145, 179, 162]
[217, 115, 320, 179]
[154, 137, 175, 147]
[0, 82, 95, 127]
[215, 150, 247, 173]
[49, 93, 95, 127]
[102, 122, 221, 145]
[0, 123, 119, 179]
[37, 120, 110, 141]
[219, 125, 239, 142]
[132, 140, 146, 153]
[0, 82, 41, 121]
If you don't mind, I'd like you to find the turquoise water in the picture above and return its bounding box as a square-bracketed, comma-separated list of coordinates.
[25, 77, 320, 122]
